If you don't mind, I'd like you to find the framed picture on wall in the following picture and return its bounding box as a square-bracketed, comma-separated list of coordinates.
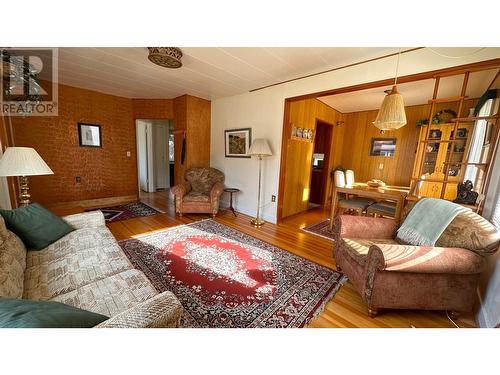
[370, 138, 396, 157]
[224, 128, 252, 158]
[78, 123, 102, 148]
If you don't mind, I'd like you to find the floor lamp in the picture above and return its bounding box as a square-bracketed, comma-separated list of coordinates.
[248, 139, 272, 227]
[0, 147, 54, 206]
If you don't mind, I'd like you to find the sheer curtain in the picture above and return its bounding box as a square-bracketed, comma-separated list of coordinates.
[464, 99, 493, 183]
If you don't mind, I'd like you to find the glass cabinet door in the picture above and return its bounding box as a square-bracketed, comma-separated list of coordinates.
[445, 126, 471, 181]
[422, 127, 444, 176]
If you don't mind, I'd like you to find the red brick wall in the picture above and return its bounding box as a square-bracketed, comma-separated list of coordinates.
[132, 99, 174, 119]
[11, 84, 138, 205]
[9, 84, 209, 206]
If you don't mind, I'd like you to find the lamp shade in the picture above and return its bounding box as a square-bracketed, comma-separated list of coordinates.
[372, 85, 407, 131]
[0, 147, 54, 177]
[248, 139, 272, 157]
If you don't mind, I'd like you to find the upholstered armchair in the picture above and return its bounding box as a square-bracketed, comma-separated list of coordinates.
[332, 207, 500, 318]
[171, 167, 225, 217]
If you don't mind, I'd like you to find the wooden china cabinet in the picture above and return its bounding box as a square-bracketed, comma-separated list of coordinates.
[409, 70, 500, 211]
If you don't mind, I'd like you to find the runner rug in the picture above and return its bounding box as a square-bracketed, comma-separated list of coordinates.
[119, 219, 346, 328]
[302, 219, 336, 241]
[87, 202, 161, 223]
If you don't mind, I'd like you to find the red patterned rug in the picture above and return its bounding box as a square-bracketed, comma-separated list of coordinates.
[86, 202, 161, 223]
[119, 219, 346, 328]
[302, 219, 335, 241]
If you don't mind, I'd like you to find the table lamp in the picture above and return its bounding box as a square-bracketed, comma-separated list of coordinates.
[0, 147, 54, 206]
[248, 139, 272, 227]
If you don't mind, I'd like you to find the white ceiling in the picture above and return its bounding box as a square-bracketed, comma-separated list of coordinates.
[49, 47, 408, 99]
[318, 68, 499, 113]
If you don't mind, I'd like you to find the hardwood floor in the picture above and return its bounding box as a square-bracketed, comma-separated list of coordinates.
[61, 190, 477, 328]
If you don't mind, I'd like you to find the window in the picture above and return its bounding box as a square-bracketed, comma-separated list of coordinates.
[169, 123, 174, 162]
[492, 190, 500, 230]
[464, 99, 493, 185]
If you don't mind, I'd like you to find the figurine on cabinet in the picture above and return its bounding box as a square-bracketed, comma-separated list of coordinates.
[454, 180, 478, 205]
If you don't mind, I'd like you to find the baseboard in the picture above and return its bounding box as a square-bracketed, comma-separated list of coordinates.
[47, 195, 138, 212]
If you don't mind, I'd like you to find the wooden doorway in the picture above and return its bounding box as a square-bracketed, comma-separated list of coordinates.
[309, 120, 334, 208]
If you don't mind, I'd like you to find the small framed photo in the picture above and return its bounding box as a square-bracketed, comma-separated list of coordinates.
[78, 123, 102, 148]
[370, 138, 396, 157]
[225, 128, 252, 158]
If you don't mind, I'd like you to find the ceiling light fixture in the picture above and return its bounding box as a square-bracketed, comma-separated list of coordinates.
[373, 50, 407, 131]
[147, 47, 183, 69]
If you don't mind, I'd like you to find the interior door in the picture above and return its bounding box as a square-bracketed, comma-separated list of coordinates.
[136, 121, 149, 192]
[153, 123, 169, 190]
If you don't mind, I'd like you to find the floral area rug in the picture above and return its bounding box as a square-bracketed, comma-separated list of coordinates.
[302, 219, 335, 241]
[119, 219, 346, 328]
[86, 202, 161, 223]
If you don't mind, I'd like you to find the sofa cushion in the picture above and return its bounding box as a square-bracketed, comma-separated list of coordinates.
[401, 202, 500, 256]
[0, 298, 108, 328]
[0, 203, 74, 250]
[436, 210, 500, 256]
[23, 238, 132, 300]
[50, 269, 158, 317]
[341, 238, 400, 265]
[0, 216, 27, 298]
[184, 191, 210, 203]
[26, 226, 119, 267]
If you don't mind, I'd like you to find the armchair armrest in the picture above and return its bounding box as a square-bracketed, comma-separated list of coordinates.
[63, 211, 106, 229]
[333, 215, 398, 240]
[95, 291, 183, 328]
[367, 243, 485, 274]
[210, 182, 224, 200]
[171, 182, 191, 198]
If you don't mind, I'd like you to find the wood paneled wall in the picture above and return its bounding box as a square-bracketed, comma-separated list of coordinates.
[281, 98, 344, 218]
[173, 95, 211, 185]
[280, 98, 482, 218]
[341, 100, 477, 187]
[341, 105, 425, 186]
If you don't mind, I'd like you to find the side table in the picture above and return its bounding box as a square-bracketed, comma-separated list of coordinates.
[223, 188, 240, 216]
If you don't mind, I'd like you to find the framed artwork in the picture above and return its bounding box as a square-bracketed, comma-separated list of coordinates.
[78, 123, 102, 148]
[224, 128, 252, 158]
[370, 138, 396, 157]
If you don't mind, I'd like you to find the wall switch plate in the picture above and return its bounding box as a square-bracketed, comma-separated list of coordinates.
[75, 176, 81, 183]
[378, 163, 384, 170]
[271, 195, 276, 202]
[126, 151, 131, 157]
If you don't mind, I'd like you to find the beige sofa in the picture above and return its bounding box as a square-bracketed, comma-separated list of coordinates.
[0, 211, 183, 328]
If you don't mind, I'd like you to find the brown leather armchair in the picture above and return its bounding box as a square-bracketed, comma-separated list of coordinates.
[332, 206, 500, 318]
[171, 167, 225, 217]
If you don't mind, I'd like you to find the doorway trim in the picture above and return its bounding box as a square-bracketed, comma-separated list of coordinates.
[308, 119, 335, 208]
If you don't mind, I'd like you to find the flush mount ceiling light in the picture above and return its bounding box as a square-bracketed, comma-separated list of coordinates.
[147, 47, 183, 69]
[372, 50, 407, 131]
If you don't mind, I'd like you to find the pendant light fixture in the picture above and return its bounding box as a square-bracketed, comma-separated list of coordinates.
[147, 47, 183, 68]
[373, 50, 407, 131]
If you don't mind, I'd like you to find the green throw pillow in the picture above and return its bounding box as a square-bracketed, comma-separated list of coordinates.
[0, 203, 74, 250]
[0, 298, 109, 328]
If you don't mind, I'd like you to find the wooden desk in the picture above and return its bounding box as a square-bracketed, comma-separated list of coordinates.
[329, 183, 409, 230]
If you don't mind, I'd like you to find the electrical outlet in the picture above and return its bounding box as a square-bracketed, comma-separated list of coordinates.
[271, 195, 276, 202]
[75, 176, 81, 183]
[126, 151, 131, 157]
[378, 163, 384, 170]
